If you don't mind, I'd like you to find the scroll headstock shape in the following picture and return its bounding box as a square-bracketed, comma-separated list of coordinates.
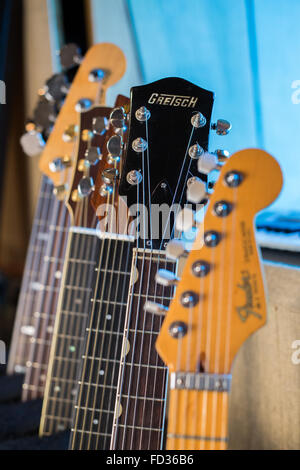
[156, 149, 283, 374]
[39, 43, 126, 189]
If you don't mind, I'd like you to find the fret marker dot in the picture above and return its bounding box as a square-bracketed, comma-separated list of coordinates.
[71, 388, 77, 396]
[54, 386, 60, 392]
[44, 256, 49, 262]
[40, 375, 46, 381]
[69, 346, 76, 353]
[26, 361, 32, 367]
[34, 312, 40, 318]
[106, 314, 112, 320]
[75, 298, 82, 304]
[93, 419, 99, 425]
[57, 424, 65, 431]
[55, 271, 62, 279]
[99, 370, 105, 376]
[47, 326, 53, 333]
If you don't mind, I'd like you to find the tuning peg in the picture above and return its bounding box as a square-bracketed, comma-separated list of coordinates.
[188, 143, 204, 160]
[20, 131, 45, 157]
[59, 43, 82, 69]
[92, 116, 109, 135]
[99, 184, 113, 197]
[155, 269, 178, 287]
[107, 135, 122, 159]
[143, 301, 167, 316]
[78, 176, 94, 197]
[135, 106, 151, 122]
[176, 208, 195, 233]
[132, 137, 148, 153]
[110, 107, 126, 130]
[214, 149, 230, 162]
[49, 156, 71, 173]
[166, 239, 188, 260]
[102, 168, 119, 184]
[44, 73, 69, 102]
[88, 69, 105, 83]
[191, 111, 206, 128]
[63, 124, 78, 142]
[53, 184, 68, 201]
[85, 147, 101, 165]
[197, 152, 218, 175]
[186, 177, 206, 204]
[75, 98, 93, 113]
[211, 119, 231, 136]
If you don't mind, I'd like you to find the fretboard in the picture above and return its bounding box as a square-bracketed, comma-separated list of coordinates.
[111, 249, 176, 450]
[70, 237, 134, 450]
[40, 229, 100, 436]
[7, 176, 58, 376]
[22, 196, 70, 401]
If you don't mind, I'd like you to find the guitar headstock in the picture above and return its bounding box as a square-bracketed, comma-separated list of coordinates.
[156, 149, 283, 374]
[38, 43, 126, 193]
[118, 77, 215, 247]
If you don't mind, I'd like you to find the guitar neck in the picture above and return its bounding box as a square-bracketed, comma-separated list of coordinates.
[7, 176, 57, 375]
[22, 196, 70, 400]
[70, 236, 134, 450]
[40, 228, 100, 436]
[167, 387, 229, 450]
[111, 248, 176, 450]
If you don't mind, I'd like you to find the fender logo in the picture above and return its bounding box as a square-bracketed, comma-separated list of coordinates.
[148, 93, 198, 108]
[236, 270, 262, 322]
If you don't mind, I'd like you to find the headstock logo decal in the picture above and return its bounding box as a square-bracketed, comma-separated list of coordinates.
[148, 93, 198, 108]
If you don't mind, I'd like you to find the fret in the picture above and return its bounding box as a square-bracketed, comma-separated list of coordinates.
[70, 238, 134, 449]
[40, 231, 101, 435]
[111, 249, 176, 449]
[7, 176, 59, 376]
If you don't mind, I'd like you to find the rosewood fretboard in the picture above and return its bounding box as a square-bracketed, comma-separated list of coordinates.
[111, 248, 176, 450]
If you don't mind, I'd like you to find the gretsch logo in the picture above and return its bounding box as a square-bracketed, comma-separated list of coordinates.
[148, 93, 198, 108]
[236, 270, 262, 322]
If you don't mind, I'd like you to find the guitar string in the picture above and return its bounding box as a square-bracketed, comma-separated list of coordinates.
[24, 193, 65, 398]
[14, 177, 55, 372]
[110, 182, 140, 450]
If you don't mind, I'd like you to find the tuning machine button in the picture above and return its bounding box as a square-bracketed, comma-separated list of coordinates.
[224, 171, 243, 188]
[189, 143, 204, 160]
[102, 168, 119, 184]
[197, 152, 219, 175]
[214, 149, 230, 162]
[166, 239, 188, 260]
[59, 43, 82, 69]
[92, 116, 109, 135]
[107, 135, 122, 160]
[110, 107, 126, 130]
[186, 177, 206, 204]
[20, 131, 45, 157]
[144, 301, 167, 316]
[44, 73, 69, 102]
[85, 147, 101, 165]
[49, 156, 71, 173]
[191, 111, 206, 128]
[155, 269, 178, 287]
[75, 98, 93, 113]
[78, 177, 94, 198]
[176, 208, 195, 233]
[34, 99, 57, 128]
[89, 69, 105, 82]
[211, 119, 231, 136]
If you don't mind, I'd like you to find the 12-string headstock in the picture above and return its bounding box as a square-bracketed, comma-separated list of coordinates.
[156, 149, 283, 374]
[118, 77, 218, 247]
[38, 43, 126, 195]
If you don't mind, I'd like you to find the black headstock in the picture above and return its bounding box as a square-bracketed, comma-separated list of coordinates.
[119, 77, 214, 247]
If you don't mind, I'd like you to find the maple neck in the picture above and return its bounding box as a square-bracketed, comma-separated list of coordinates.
[111, 249, 176, 450]
[70, 236, 134, 450]
[40, 229, 100, 436]
[167, 387, 229, 450]
[22, 196, 70, 400]
[7, 176, 57, 375]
